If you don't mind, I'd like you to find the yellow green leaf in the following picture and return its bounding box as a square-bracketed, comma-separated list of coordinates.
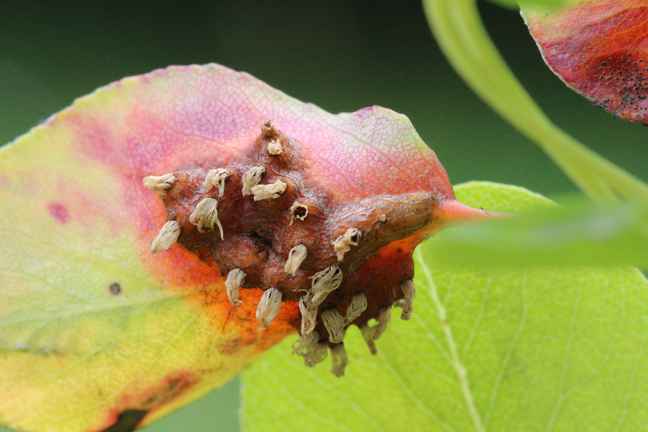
[0, 66, 304, 432]
[1, 62, 467, 431]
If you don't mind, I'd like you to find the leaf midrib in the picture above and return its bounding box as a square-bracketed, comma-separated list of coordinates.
[415, 249, 486, 432]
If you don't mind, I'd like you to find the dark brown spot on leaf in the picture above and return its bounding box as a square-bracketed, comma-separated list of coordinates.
[109, 282, 122, 296]
[100, 409, 148, 432]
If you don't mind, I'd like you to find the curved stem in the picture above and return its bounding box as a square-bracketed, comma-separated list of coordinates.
[423, 0, 648, 201]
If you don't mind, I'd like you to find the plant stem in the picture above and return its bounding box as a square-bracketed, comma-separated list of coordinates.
[422, 0, 648, 201]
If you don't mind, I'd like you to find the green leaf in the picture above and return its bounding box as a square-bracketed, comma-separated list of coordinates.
[490, 0, 570, 10]
[241, 181, 648, 431]
[427, 182, 648, 269]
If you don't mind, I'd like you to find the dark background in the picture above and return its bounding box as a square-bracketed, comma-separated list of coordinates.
[1, 1, 646, 431]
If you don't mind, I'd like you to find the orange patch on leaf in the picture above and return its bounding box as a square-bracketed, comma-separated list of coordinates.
[192, 284, 299, 355]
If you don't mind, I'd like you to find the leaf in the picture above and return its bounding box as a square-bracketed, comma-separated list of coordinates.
[524, 0, 648, 124]
[490, 0, 571, 10]
[0, 64, 456, 431]
[0, 65, 298, 432]
[425, 183, 648, 269]
[241, 181, 648, 431]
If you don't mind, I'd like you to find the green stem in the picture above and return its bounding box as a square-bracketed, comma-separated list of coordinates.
[422, 0, 648, 202]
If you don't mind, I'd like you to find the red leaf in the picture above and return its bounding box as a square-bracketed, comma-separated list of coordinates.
[526, 0, 648, 123]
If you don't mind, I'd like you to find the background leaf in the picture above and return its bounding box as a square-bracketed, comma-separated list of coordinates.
[490, 0, 571, 10]
[426, 183, 648, 269]
[241, 181, 648, 431]
[523, 0, 648, 125]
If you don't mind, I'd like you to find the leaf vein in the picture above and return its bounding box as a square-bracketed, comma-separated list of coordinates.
[416, 249, 486, 432]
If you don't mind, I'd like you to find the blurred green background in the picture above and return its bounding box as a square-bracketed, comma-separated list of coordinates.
[1, 1, 646, 431]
